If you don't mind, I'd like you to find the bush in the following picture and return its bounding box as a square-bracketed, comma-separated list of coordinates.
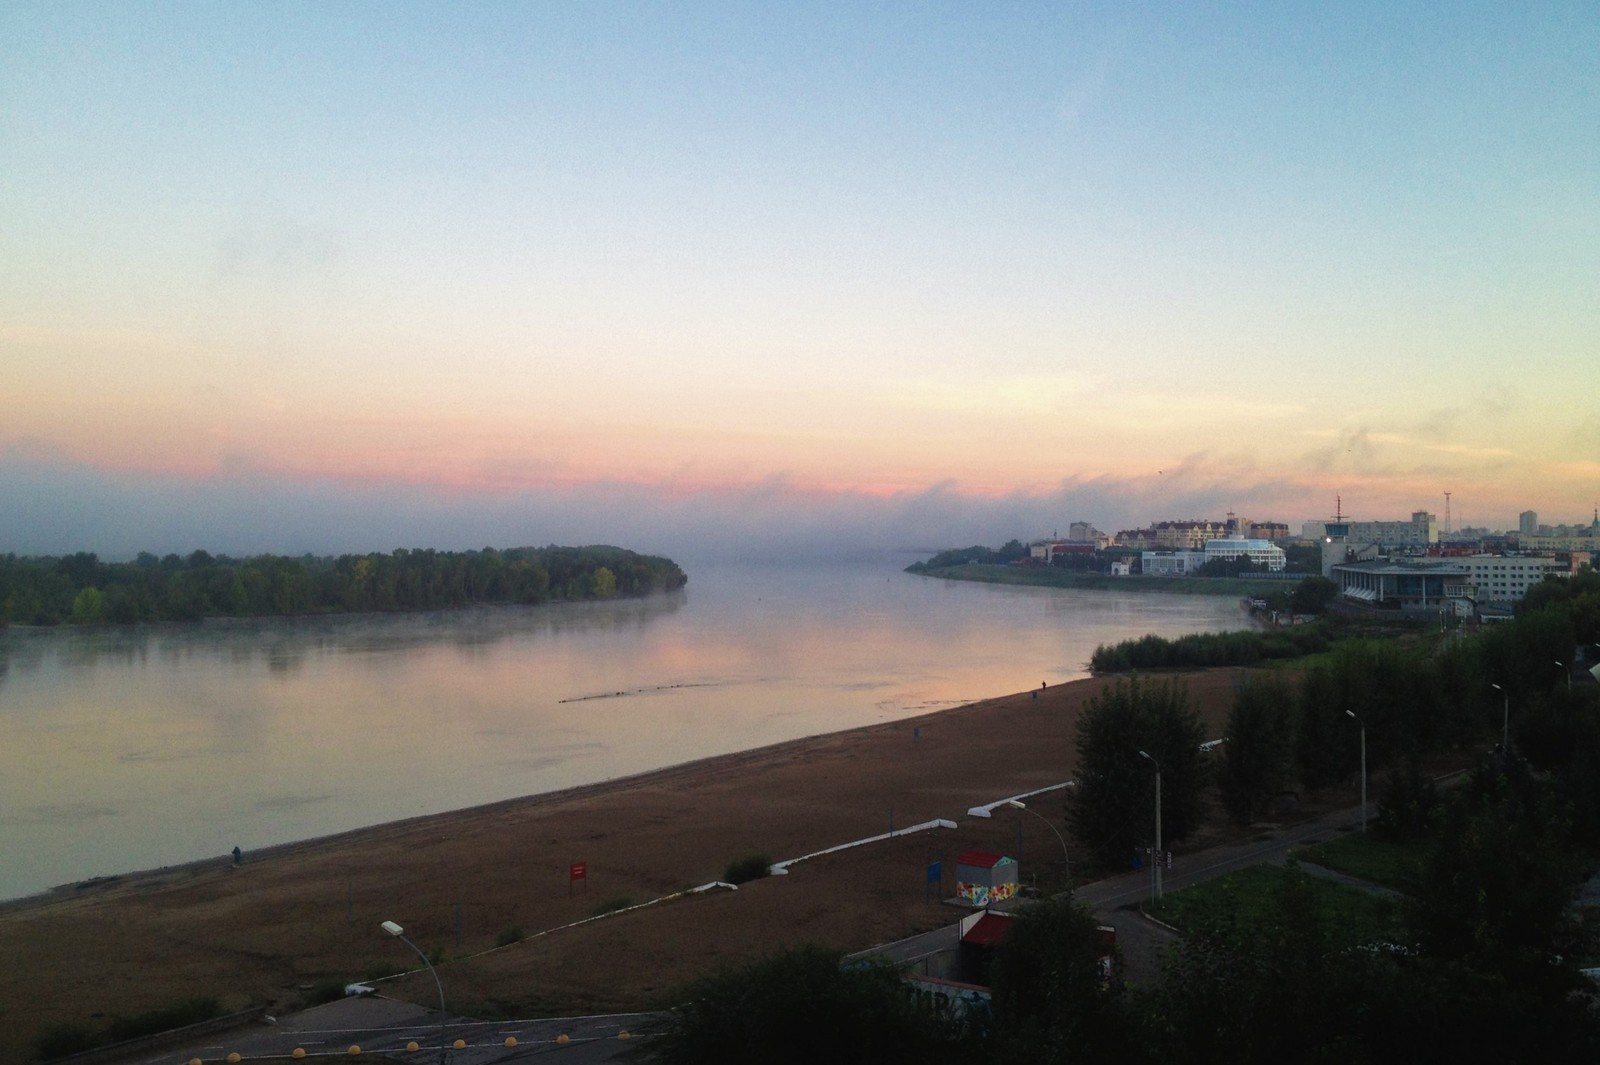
[723, 854, 772, 884]
[363, 960, 404, 981]
[35, 997, 226, 1061]
[104, 996, 223, 1043]
[591, 896, 635, 917]
[297, 979, 349, 1009]
[33, 1020, 98, 1061]
[1375, 760, 1439, 842]
[1090, 625, 1333, 673]
[655, 945, 975, 1064]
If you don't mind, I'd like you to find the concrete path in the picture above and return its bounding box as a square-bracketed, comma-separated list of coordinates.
[110, 997, 658, 1064]
[1296, 861, 1406, 901]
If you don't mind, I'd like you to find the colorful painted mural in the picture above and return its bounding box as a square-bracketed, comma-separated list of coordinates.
[955, 879, 1017, 907]
[954, 850, 1019, 907]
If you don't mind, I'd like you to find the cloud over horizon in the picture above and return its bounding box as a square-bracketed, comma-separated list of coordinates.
[0, 449, 1518, 566]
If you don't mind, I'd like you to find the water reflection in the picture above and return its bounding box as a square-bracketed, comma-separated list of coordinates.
[0, 589, 688, 679]
[0, 561, 1242, 900]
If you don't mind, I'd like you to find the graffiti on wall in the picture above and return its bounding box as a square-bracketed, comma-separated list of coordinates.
[955, 879, 1018, 907]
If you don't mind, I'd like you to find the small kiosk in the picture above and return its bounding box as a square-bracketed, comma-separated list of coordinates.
[955, 850, 1019, 908]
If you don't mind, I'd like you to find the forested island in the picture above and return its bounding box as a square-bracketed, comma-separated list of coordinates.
[0, 545, 687, 626]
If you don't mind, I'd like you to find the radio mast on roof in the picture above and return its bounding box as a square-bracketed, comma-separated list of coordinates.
[1444, 491, 1452, 537]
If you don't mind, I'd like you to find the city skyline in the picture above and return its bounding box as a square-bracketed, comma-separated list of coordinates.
[3, 4, 1596, 560]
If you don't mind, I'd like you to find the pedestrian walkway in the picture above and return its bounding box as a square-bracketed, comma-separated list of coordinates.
[1296, 861, 1405, 901]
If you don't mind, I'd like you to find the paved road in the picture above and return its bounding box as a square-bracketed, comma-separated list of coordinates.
[118, 997, 658, 1064]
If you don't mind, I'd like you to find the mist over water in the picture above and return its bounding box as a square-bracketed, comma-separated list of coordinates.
[0, 556, 1250, 900]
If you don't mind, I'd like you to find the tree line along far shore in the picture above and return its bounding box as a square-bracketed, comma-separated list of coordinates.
[0, 544, 688, 627]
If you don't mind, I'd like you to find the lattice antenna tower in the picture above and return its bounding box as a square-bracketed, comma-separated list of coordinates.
[1444, 491, 1452, 537]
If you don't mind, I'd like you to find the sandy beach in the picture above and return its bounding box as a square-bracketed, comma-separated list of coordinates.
[0, 670, 1249, 1063]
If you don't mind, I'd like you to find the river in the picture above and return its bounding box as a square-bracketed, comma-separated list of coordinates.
[0, 556, 1250, 900]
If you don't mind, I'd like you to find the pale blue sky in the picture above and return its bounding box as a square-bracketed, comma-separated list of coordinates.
[3, 3, 1596, 556]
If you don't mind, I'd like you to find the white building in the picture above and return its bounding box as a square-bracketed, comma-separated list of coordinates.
[1454, 555, 1565, 604]
[1142, 551, 1207, 576]
[1204, 538, 1287, 571]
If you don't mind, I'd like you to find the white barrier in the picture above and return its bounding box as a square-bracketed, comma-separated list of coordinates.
[769, 819, 959, 875]
[967, 782, 1073, 818]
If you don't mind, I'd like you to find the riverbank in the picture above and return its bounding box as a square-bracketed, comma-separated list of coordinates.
[909, 563, 1299, 597]
[0, 669, 1254, 1062]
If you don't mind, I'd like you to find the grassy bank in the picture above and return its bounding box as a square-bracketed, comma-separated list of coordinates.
[1147, 863, 1406, 948]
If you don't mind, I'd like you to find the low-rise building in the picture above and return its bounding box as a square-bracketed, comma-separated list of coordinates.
[1332, 554, 1567, 610]
[1204, 538, 1287, 571]
[1029, 541, 1097, 564]
[1331, 559, 1473, 611]
[1305, 510, 1438, 548]
[1142, 551, 1206, 576]
[1249, 522, 1290, 541]
[1454, 555, 1566, 604]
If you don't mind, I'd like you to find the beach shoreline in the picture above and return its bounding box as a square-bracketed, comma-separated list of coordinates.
[3, 683, 1059, 914]
[0, 668, 1250, 1062]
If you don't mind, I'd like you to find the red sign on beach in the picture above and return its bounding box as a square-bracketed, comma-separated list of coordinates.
[570, 862, 586, 881]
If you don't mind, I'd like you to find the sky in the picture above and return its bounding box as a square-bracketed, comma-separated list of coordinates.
[3, 2, 1597, 561]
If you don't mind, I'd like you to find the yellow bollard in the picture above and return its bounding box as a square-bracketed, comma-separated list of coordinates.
[618, 1030, 631, 1040]
[504, 1037, 517, 1048]
[292, 1050, 306, 1060]
[557, 1033, 570, 1044]
[228, 1054, 241, 1064]
[452, 1039, 466, 1050]
[348, 1045, 361, 1055]
[406, 1042, 420, 1053]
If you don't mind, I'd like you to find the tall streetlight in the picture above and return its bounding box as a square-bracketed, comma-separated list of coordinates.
[1346, 711, 1366, 833]
[1490, 682, 1509, 750]
[1137, 750, 1162, 900]
[1006, 799, 1071, 883]
[382, 920, 448, 1063]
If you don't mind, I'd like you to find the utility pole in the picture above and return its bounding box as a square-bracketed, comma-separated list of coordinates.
[1139, 750, 1162, 899]
[1346, 711, 1367, 833]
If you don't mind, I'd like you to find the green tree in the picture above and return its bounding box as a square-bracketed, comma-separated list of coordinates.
[988, 895, 1130, 1062]
[1373, 758, 1438, 842]
[1069, 676, 1208, 866]
[1408, 761, 1580, 976]
[592, 566, 617, 598]
[1288, 575, 1338, 615]
[1218, 675, 1298, 823]
[68, 586, 105, 624]
[1142, 863, 1382, 1064]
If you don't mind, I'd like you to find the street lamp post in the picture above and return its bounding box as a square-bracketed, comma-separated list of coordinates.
[1006, 799, 1071, 883]
[1137, 750, 1162, 900]
[382, 920, 448, 1063]
[1345, 711, 1366, 833]
[1491, 682, 1509, 750]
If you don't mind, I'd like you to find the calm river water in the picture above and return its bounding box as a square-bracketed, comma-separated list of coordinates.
[0, 557, 1249, 900]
